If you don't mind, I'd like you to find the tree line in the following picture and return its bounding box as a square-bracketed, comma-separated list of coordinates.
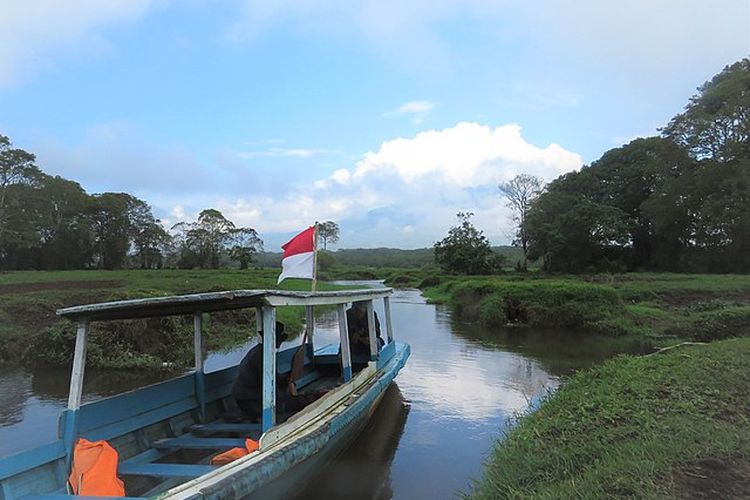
[0, 139, 264, 270]
[435, 58, 749, 275]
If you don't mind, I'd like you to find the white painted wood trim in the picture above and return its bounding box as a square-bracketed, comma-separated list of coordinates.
[262, 306, 277, 431]
[384, 296, 394, 342]
[260, 363, 377, 449]
[366, 300, 378, 359]
[67, 320, 89, 410]
[337, 304, 352, 381]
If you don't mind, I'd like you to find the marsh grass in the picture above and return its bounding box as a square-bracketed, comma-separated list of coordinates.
[0, 269, 349, 367]
[469, 338, 750, 499]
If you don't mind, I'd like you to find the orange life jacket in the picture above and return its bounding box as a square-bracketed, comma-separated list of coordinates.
[210, 438, 260, 465]
[68, 438, 126, 497]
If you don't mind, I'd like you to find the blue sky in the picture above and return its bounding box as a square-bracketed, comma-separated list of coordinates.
[1, 0, 748, 249]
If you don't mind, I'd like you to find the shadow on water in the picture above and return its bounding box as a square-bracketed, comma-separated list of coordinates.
[293, 383, 410, 500]
[451, 321, 651, 376]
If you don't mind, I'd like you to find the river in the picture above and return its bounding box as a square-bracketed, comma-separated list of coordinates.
[0, 284, 633, 498]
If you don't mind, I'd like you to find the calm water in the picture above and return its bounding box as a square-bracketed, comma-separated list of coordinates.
[0, 284, 636, 498]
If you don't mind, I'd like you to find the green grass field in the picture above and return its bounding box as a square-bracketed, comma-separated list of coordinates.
[469, 338, 750, 499]
[0, 269, 345, 368]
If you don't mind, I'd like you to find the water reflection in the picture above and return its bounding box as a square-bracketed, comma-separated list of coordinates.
[297, 383, 410, 499]
[0, 285, 636, 499]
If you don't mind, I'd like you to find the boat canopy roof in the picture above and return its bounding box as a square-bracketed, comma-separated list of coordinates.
[56, 288, 393, 322]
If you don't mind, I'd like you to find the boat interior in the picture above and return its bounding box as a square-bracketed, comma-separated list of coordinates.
[0, 289, 397, 500]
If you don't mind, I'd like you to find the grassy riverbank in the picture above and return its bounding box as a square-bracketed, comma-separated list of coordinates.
[0, 269, 344, 369]
[388, 272, 750, 345]
[470, 338, 750, 499]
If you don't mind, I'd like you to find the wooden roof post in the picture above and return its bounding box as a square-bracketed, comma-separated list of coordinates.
[337, 304, 352, 382]
[67, 320, 89, 410]
[261, 306, 277, 432]
[193, 311, 206, 422]
[305, 305, 315, 361]
[366, 300, 378, 361]
[383, 296, 394, 343]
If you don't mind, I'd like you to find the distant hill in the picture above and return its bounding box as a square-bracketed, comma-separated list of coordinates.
[254, 246, 523, 269]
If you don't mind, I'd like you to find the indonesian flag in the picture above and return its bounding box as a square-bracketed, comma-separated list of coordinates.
[277, 226, 317, 284]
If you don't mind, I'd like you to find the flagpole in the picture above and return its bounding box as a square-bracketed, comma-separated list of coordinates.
[311, 222, 319, 293]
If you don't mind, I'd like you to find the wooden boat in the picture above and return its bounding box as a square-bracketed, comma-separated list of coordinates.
[0, 288, 410, 499]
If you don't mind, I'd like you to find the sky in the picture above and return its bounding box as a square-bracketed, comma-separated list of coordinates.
[0, 1, 748, 250]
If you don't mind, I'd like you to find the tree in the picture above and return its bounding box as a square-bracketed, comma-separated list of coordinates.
[173, 209, 262, 269]
[498, 174, 543, 270]
[434, 212, 503, 274]
[228, 227, 263, 269]
[89, 193, 136, 269]
[0, 135, 42, 257]
[184, 209, 235, 269]
[663, 58, 750, 162]
[317, 221, 340, 250]
[128, 200, 172, 269]
[525, 189, 631, 272]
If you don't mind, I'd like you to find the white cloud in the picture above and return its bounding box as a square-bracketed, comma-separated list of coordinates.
[213, 122, 582, 246]
[31, 121, 582, 246]
[393, 100, 435, 114]
[238, 147, 330, 159]
[386, 100, 436, 125]
[0, 0, 159, 86]
[350, 122, 581, 186]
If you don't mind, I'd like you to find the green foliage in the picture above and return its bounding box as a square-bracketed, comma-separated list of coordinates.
[524, 58, 750, 274]
[317, 221, 339, 250]
[469, 338, 750, 499]
[434, 212, 506, 274]
[663, 58, 750, 162]
[448, 280, 623, 328]
[0, 268, 348, 368]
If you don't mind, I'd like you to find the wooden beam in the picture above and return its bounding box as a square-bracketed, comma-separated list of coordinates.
[193, 312, 203, 371]
[337, 304, 352, 382]
[67, 320, 89, 410]
[261, 306, 276, 432]
[384, 296, 394, 343]
[193, 312, 205, 422]
[305, 305, 315, 341]
[366, 300, 378, 361]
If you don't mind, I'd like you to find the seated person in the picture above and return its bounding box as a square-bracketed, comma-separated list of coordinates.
[232, 321, 317, 422]
[346, 301, 385, 358]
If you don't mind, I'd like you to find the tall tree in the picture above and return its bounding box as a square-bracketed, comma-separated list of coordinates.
[663, 58, 750, 162]
[89, 193, 134, 269]
[499, 174, 543, 270]
[228, 227, 263, 269]
[186, 209, 236, 269]
[434, 212, 503, 274]
[317, 221, 340, 250]
[128, 199, 171, 269]
[0, 135, 42, 249]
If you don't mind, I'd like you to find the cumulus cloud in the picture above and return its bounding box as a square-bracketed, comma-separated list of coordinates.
[29, 121, 582, 247]
[214, 122, 583, 246]
[0, 0, 158, 86]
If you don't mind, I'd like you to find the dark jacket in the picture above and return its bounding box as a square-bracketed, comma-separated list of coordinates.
[232, 343, 287, 402]
[346, 307, 384, 356]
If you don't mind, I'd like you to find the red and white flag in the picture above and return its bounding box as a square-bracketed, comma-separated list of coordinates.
[277, 226, 317, 284]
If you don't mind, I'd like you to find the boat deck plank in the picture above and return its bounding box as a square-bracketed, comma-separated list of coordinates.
[153, 437, 246, 450]
[118, 463, 216, 479]
[188, 422, 261, 435]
